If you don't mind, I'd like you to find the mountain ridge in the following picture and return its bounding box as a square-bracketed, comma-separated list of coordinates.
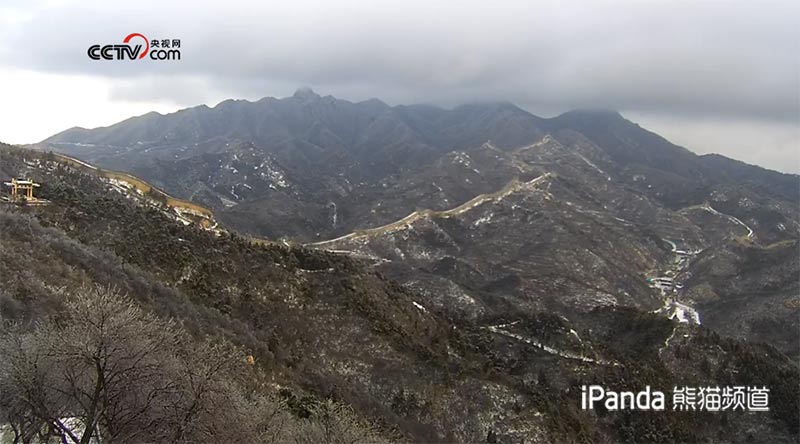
[28, 93, 800, 363]
[2, 142, 798, 443]
[34, 90, 798, 245]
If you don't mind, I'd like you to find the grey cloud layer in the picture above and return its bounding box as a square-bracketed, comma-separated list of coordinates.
[2, 0, 797, 123]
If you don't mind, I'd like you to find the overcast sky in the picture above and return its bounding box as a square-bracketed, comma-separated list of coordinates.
[1, 0, 797, 173]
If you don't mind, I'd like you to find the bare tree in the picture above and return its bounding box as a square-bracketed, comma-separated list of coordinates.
[0, 286, 182, 443]
[0, 286, 261, 443]
[291, 399, 388, 444]
[0, 285, 389, 444]
[0, 333, 61, 444]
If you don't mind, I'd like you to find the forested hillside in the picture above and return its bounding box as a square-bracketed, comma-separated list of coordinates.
[1, 144, 797, 443]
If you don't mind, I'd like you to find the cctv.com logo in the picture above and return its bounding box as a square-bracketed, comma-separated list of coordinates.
[88, 33, 181, 61]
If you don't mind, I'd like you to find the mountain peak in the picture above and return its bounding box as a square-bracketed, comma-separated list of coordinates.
[557, 108, 624, 121]
[292, 87, 320, 100]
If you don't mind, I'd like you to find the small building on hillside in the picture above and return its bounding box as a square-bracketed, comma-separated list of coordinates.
[3, 178, 46, 204]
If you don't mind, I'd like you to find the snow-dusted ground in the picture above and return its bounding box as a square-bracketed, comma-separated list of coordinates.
[670, 302, 701, 324]
[452, 151, 481, 174]
[649, 237, 703, 328]
[329, 202, 338, 228]
[0, 417, 102, 444]
[652, 296, 701, 325]
[575, 153, 611, 181]
[472, 213, 494, 227]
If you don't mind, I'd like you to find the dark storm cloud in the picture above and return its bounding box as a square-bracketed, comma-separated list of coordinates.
[1, 0, 798, 173]
[2, 0, 797, 121]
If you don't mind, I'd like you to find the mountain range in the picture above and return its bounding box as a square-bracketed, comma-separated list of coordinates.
[4, 89, 798, 442]
[40, 89, 797, 241]
[38, 89, 800, 360]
